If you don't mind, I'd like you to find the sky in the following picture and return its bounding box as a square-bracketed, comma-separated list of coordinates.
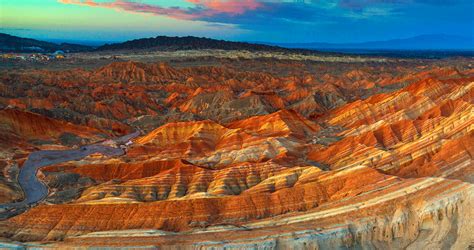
[1, 0, 473, 44]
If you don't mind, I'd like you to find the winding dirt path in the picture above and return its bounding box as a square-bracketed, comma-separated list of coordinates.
[0, 132, 140, 211]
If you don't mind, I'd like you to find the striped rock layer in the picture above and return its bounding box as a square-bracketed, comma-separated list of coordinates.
[0, 60, 473, 248]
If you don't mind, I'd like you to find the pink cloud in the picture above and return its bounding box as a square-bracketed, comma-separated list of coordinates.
[187, 0, 261, 15]
[58, 0, 262, 20]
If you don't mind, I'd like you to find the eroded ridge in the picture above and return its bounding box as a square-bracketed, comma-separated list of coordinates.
[0, 58, 472, 248]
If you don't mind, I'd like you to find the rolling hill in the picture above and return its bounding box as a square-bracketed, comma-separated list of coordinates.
[0, 33, 92, 53]
[97, 35, 304, 53]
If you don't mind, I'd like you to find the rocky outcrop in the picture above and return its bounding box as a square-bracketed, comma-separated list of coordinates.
[0, 109, 106, 143]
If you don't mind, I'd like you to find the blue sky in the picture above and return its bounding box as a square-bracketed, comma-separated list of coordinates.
[1, 0, 473, 43]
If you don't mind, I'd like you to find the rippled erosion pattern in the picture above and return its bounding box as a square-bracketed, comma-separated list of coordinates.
[0, 55, 473, 248]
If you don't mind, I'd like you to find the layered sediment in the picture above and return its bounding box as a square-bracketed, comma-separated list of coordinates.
[0, 58, 472, 248]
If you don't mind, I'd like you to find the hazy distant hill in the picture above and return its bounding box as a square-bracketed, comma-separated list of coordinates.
[97, 36, 300, 52]
[0, 33, 92, 53]
[273, 35, 474, 51]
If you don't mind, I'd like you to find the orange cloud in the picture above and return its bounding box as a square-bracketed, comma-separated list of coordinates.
[187, 0, 261, 15]
[58, 0, 262, 20]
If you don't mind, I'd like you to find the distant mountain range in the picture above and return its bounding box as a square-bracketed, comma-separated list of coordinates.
[0, 33, 308, 54]
[269, 35, 474, 51]
[0, 33, 92, 53]
[96, 36, 296, 52]
[2, 33, 472, 54]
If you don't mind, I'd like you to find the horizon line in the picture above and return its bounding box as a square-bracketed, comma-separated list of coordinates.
[2, 31, 473, 47]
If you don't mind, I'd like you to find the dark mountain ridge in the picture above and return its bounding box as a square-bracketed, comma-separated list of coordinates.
[1, 33, 319, 54]
[0, 33, 92, 53]
[96, 35, 313, 53]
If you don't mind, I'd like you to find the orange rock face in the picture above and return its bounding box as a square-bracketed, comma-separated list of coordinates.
[0, 57, 473, 248]
[0, 109, 106, 142]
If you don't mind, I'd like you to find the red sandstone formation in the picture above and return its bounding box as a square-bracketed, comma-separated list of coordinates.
[0, 109, 106, 142]
[0, 58, 472, 248]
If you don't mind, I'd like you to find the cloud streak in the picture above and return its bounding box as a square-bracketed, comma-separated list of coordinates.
[59, 0, 197, 19]
[57, 0, 473, 43]
[187, 0, 261, 15]
[59, 0, 438, 25]
[58, 0, 262, 20]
